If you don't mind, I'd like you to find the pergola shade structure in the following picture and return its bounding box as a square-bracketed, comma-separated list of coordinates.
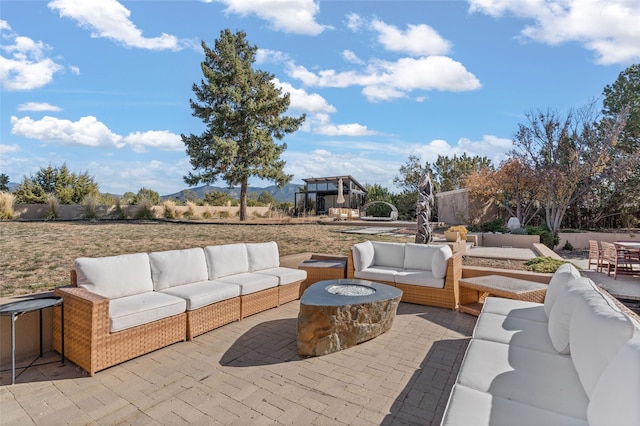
[295, 176, 367, 215]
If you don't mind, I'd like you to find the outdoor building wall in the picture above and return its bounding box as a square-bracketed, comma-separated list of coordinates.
[436, 189, 500, 225]
[12, 204, 271, 220]
[481, 233, 540, 248]
[557, 231, 640, 250]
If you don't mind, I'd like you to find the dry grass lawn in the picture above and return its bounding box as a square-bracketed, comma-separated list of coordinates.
[1, 220, 408, 297]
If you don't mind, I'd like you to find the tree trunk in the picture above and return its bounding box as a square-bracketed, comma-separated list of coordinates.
[239, 180, 248, 221]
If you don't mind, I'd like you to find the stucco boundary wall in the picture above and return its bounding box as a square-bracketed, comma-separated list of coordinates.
[13, 204, 270, 220]
[558, 232, 640, 250]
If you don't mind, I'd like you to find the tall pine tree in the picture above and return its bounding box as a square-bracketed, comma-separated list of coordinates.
[182, 29, 305, 221]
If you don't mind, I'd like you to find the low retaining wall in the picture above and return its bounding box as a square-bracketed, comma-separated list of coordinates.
[480, 233, 540, 248]
[558, 231, 639, 250]
[13, 204, 271, 220]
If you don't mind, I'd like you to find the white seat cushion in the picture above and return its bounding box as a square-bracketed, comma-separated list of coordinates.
[473, 312, 557, 354]
[543, 263, 582, 317]
[108, 292, 186, 332]
[160, 281, 240, 311]
[456, 339, 588, 420]
[205, 243, 249, 279]
[441, 384, 588, 426]
[431, 245, 452, 279]
[246, 241, 279, 272]
[354, 266, 398, 282]
[480, 297, 547, 323]
[75, 252, 153, 299]
[394, 269, 444, 288]
[149, 248, 208, 291]
[256, 267, 307, 285]
[588, 333, 640, 426]
[371, 241, 405, 268]
[569, 287, 637, 397]
[216, 273, 278, 295]
[352, 241, 374, 271]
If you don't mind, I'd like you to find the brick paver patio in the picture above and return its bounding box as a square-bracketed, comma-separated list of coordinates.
[1, 301, 476, 425]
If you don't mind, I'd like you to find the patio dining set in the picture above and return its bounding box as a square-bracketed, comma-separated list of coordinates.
[588, 240, 640, 279]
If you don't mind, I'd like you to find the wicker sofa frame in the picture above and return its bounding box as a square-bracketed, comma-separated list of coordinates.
[53, 249, 305, 376]
[347, 249, 471, 309]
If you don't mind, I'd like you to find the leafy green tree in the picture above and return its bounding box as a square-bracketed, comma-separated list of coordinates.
[182, 29, 305, 221]
[203, 190, 232, 206]
[13, 164, 100, 204]
[0, 174, 9, 191]
[136, 188, 160, 205]
[393, 155, 432, 194]
[122, 192, 136, 205]
[257, 190, 275, 206]
[432, 153, 493, 192]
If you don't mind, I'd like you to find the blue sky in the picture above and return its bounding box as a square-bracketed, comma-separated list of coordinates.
[1, 0, 639, 196]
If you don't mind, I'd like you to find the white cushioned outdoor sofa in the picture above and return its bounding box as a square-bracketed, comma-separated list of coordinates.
[52, 241, 306, 376]
[441, 264, 640, 425]
[347, 241, 463, 309]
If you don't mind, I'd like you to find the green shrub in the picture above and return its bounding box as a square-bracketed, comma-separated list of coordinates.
[110, 198, 128, 219]
[526, 226, 558, 248]
[477, 218, 504, 233]
[563, 241, 574, 251]
[134, 197, 156, 220]
[525, 257, 571, 273]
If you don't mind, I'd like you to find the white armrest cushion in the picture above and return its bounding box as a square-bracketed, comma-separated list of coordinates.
[371, 241, 405, 268]
[544, 263, 582, 317]
[205, 243, 249, 279]
[431, 245, 452, 279]
[588, 333, 640, 426]
[548, 277, 596, 354]
[352, 241, 374, 271]
[75, 252, 153, 299]
[570, 287, 637, 397]
[149, 248, 208, 291]
[246, 241, 279, 272]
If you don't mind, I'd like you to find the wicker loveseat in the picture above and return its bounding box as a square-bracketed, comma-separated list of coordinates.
[347, 241, 463, 309]
[53, 241, 306, 376]
[441, 264, 640, 425]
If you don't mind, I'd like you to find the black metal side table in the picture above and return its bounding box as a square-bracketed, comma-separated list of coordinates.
[0, 296, 64, 384]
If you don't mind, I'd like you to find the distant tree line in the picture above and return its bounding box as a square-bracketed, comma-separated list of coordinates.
[382, 64, 640, 233]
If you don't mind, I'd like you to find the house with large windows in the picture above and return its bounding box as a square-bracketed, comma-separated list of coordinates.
[295, 175, 367, 215]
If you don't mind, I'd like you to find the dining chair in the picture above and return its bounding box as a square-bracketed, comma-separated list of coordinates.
[601, 241, 640, 280]
[587, 240, 603, 272]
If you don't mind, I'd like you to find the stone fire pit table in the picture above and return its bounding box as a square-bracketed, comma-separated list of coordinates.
[297, 279, 403, 356]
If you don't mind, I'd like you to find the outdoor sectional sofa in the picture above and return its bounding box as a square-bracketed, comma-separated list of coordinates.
[441, 264, 640, 425]
[347, 241, 464, 309]
[52, 241, 306, 376]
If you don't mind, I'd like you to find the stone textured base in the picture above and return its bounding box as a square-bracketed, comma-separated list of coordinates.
[297, 296, 401, 356]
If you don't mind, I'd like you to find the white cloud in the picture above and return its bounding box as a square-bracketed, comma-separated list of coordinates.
[124, 130, 184, 153]
[346, 13, 364, 32]
[48, 0, 191, 50]
[315, 123, 376, 137]
[0, 144, 20, 154]
[342, 50, 364, 65]
[0, 21, 64, 90]
[10, 115, 183, 151]
[18, 102, 62, 112]
[256, 48, 290, 64]
[70, 66, 80, 75]
[214, 0, 329, 36]
[273, 78, 335, 115]
[468, 0, 640, 64]
[288, 56, 481, 102]
[370, 19, 452, 56]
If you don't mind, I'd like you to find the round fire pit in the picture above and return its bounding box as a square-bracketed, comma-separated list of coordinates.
[297, 279, 403, 356]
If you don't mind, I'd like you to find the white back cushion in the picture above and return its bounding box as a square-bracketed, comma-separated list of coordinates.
[548, 277, 596, 354]
[204, 243, 248, 279]
[372, 241, 405, 268]
[403, 243, 435, 271]
[431, 245, 452, 279]
[149, 248, 208, 291]
[352, 241, 374, 271]
[544, 263, 582, 317]
[570, 288, 637, 397]
[588, 333, 640, 426]
[246, 241, 279, 272]
[75, 253, 153, 299]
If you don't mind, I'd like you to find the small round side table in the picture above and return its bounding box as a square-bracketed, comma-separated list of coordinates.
[0, 296, 64, 385]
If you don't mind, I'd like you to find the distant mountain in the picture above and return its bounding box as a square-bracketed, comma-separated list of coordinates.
[162, 183, 304, 203]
